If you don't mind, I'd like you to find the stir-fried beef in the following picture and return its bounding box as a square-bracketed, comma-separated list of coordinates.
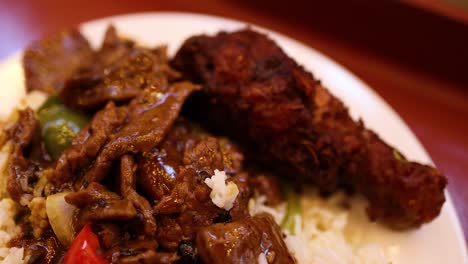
[172, 29, 447, 228]
[196, 213, 295, 264]
[104, 239, 179, 264]
[65, 183, 137, 231]
[23, 29, 93, 94]
[142, 128, 250, 250]
[120, 155, 157, 237]
[95, 222, 121, 249]
[82, 81, 200, 184]
[154, 166, 220, 250]
[136, 119, 246, 205]
[60, 26, 180, 111]
[7, 108, 40, 201]
[53, 102, 128, 185]
[20, 237, 62, 264]
[136, 121, 190, 202]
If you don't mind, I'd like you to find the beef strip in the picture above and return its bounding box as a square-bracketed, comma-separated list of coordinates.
[153, 166, 223, 250]
[137, 119, 245, 203]
[53, 101, 128, 185]
[7, 108, 40, 201]
[152, 134, 251, 250]
[136, 121, 191, 202]
[196, 213, 295, 264]
[60, 27, 179, 110]
[95, 222, 121, 249]
[120, 155, 157, 237]
[82, 81, 200, 184]
[60, 26, 180, 111]
[21, 237, 62, 264]
[172, 29, 447, 228]
[65, 182, 137, 231]
[23, 29, 93, 94]
[105, 239, 179, 264]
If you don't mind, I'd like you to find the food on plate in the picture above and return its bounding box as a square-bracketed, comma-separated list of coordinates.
[0, 24, 446, 264]
[172, 29, 447, 229]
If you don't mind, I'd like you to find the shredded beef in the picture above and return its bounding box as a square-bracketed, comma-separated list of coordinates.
[95, 222, 121, 249]
[53, 102, 128, 185]
[120, 155, 157, 237]
[136, 119, 244, 203]
[153, 167, 221, 250]
[23, 29, 93, 94]
[7, 108, 40, 201]
[82, 81, 200, 184]
[65, 183, 137, 230]
[152, 134, 251, 251]
[105, 239, 179, 264]
[196, 213, 295, 264]
[59, 26, 181, 111]
[21, 237, 62, 264]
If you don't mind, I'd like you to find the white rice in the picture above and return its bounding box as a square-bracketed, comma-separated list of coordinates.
[0, 91, 47, 264]
[204, 169, 239, 210]
[249, 190, 397, 264]
[0, 199, 22, 264]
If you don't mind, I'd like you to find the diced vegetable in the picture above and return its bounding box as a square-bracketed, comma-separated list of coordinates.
[45, 191, 77, 246]
[281, 185, 301, 235]
[63, 224, 108, 264]
[37, 96, 89, 159]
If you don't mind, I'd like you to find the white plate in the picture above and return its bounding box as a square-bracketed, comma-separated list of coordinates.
[0, 12, 466, 263]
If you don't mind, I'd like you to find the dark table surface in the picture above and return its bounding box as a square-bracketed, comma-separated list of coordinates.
[0, 0, 467, 243]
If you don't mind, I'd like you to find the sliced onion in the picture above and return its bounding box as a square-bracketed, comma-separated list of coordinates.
[46, 191, 77, 246]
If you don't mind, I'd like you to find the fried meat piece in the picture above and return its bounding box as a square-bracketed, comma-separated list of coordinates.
[172, 29, 447, 228]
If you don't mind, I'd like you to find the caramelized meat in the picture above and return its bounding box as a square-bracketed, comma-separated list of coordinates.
[82, 81, 200, 184]
[143, 126, 250, 250]
[136, 121, 191, 202]
[23, 29, 93, 94]
[53, 101, 128, 185]
[120, 155, 157, 237]
[196, 213, 295, 264]
[55, 81, 199, 187]
[95, 222, 121, 249]
[154, 166, 221, 250]
[65, 183, 137, 230]
[172, 29, 447, 228]
[104, 239, 175, 264]
[21, 237, 62, 264]
[60, 26, 179, 111]
[136, 118, 246, 204]
[7, 108, 40, 201]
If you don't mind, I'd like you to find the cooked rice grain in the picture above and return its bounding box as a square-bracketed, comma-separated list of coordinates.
[0, 199, 22, 263]
[249, 190, 396, 264]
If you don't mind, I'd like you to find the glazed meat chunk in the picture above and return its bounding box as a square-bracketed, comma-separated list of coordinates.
[196, 213, 295, 264]
[172, 29, 447, 228]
